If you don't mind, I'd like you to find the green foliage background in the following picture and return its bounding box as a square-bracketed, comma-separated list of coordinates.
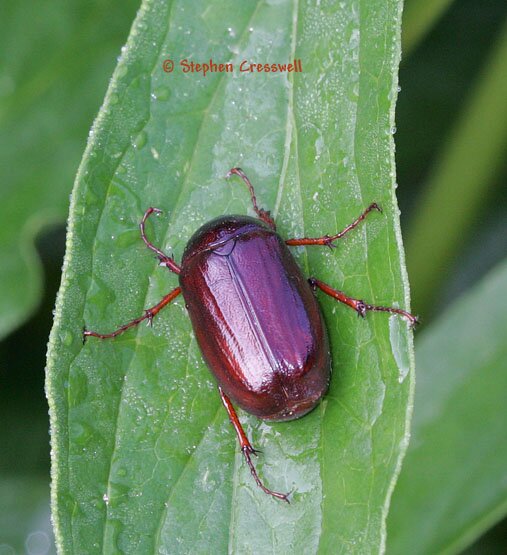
[1, 0, 506, 553]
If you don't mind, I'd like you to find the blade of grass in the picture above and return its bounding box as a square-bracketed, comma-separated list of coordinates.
[401, 0, 456, 56]
[387, 258, 507, 554]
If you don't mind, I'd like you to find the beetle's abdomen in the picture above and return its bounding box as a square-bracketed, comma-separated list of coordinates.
[179, 216, 330, 421]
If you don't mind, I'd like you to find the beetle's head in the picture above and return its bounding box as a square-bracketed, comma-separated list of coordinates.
[181, 214, 273, 263]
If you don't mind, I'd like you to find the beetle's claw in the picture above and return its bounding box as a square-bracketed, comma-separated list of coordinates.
[409, 315, 420, 329]
[283, 487, 296, 503]
[356, 301, 367, 318]
[323, 236, 337, 250]
[242, 445, 261, 457]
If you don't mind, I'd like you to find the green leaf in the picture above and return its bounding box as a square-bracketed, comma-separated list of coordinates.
[0, 0, 138, 339]
[387, 259, 507, 554]
[406, 19, 507, 313]
[46, 0, 414, 552]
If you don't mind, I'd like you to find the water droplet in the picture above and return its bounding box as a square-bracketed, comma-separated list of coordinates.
[85, 188, 99, 206]
[115, 230, 140, 248]
[61, 331, 73, 346]
[389, 313, 410, 383]
[116, 65, 128, 79]
[132, 130, 147, 150]
[153, 86, 171, 101]
[104, 519, 125, 552]
[70, 421, 93, 445]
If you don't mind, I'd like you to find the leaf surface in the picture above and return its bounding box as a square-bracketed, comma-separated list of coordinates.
[46, 0, 413, 552]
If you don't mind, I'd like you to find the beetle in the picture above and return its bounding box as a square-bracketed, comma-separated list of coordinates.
[84, 168, 417, 502]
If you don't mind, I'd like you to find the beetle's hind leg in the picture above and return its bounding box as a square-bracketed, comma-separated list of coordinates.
[83, 286, 182, 341]
[226, 168, 277, 230]
[286, 203, 381, 248]
[218, 386, 290, 503]
[140, 207, 181, 274]
[309, 278, 418, 327]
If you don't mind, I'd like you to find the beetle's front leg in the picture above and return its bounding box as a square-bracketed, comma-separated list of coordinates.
[309, 278, 418, 327]
[285, 203, 381, 248]
[140, 207, 181, 274]
[83, 286, 182, 341]
[226, 168, 277, 230]
[218, 386, 290, 503]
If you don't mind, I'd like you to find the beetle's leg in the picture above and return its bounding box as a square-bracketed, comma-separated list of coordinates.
[286, 203, 381, 248]
[83, 286, 182, 341]
[226, 167, 277, 230]
[309, 278, 418, 327]
[140, 207, 181, 274]
[218, 386, 290, 503]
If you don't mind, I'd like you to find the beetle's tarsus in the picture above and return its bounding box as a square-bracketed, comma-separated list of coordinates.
[286, 202, 382, 248]
[242, 447, 291, 503]
[311, 278, 418, 326]
[83, 287, 182, 341]
[226, 167, 277, 230]
[140, 208, 181, 275]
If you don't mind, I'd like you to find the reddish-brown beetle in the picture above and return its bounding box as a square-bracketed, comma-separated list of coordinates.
[84, 168, 417, 502]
